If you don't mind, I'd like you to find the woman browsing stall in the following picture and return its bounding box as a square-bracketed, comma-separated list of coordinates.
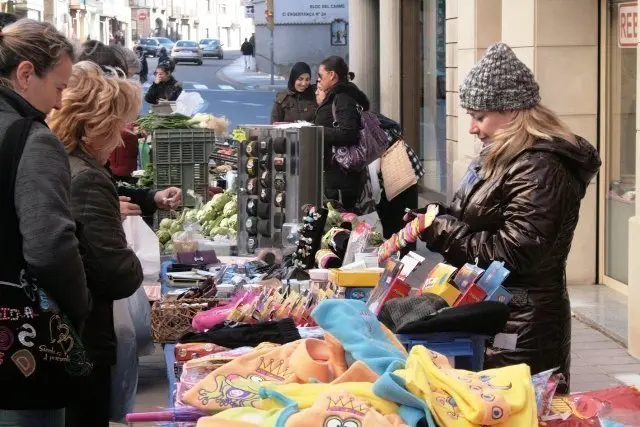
[416, 43, 601, 393]
[270, 61, 317, 123]
[48, 61, 144, 427]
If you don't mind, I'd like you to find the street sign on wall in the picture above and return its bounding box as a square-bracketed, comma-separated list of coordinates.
[619, 2, 638, 48]
[138, 11, 147, 20]
[275, 0, 348, 24]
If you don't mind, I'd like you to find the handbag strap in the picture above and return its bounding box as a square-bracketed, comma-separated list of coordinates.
[330, 97, 363, 128]
[0, 116, 36, 270]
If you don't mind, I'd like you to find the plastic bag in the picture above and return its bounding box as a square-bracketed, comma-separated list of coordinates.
[110, 297, 139, 423]
[174, 91, 208, 116]
[122, 215, 161, 284]
[128, 287, 154, 357]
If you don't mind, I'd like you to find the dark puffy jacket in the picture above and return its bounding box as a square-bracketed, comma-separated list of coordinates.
[422, 136, 601, 393]
[69, 148, 143, 365]
[270, 87, 317, 123]
[144, 76, 182, 104]
[313, 81, 369, 208]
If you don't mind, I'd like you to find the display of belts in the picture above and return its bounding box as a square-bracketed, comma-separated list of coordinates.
[236, 125, 324, 255]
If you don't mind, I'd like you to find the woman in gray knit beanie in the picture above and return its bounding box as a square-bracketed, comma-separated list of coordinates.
[418, 42, 601, 393]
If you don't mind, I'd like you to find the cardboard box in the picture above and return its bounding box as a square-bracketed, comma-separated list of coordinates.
[422, 281, 461, 306]
[328, 269, 383, 287]
[419, 263, 458, 294]
[475, 261, 510, 293]
[453, 263, 485, 291]
[367, 277, 411, 315]
[485, 285, 512, 305]
[454, 283, 487, 306]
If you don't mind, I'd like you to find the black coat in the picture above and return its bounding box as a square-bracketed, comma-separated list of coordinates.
[69, 148, 143, 366]
[313, 81, 369, 203]
[422, 136, 601, 393]
[145, 76, 183, 104]
[270, 88, 317, 123]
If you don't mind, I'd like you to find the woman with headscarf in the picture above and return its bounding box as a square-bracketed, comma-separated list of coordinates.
[270, 61, 317, 123]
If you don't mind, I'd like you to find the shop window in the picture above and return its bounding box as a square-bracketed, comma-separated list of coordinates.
[420, 0, 447, 196]
[604, 0, 637, 284]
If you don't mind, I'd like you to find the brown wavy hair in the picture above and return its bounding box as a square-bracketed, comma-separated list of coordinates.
[47, 61, 142, 158]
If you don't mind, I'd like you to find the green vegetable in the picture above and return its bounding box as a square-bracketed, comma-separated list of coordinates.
[159, 218, 173, 230]
[220, 218, 230, 228]
[136, 113, 195, 133]
[164, 242, 174, 254]
[169, 221, 183, 234]
[368, 230, 383, 246]
[156, 229, 171, 245]
[211, 227, 232, 237]
[137, 163, 154, 187]
[222, 199, 237, 217]
[227, 214, 238, 231]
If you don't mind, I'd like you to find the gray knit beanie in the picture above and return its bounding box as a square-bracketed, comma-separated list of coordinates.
[459, 42, 540, 111]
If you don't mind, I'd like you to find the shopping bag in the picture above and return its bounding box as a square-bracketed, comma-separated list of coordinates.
[110, 297, 139, 423]
[128, 286, 154, 357]
[122, 215, 161, 284]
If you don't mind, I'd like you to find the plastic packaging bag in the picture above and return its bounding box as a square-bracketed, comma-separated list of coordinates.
[110, 297, 139, 423]
[122, 215, 161, 284]
[128, 287, 154, 357]
[175, 91, 208, 116]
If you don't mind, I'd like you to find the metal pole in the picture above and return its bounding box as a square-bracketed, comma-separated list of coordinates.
[269, 27, 274, 85]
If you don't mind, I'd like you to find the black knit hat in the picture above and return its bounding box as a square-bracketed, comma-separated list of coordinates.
[288, 62, 312, 92]
[459, 42, 540, 112]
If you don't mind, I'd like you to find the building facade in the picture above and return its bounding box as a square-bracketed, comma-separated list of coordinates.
[351, 0, 640, 356]
[252, 0, 349, 80]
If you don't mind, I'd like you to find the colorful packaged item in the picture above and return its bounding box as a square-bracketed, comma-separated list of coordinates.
[420, 263, 458, 294]
[377, 204, 439, 262]
[367, 277, 411, 316]
[485, 285, 513, 305]
[422, 281, 461, 306]
[452, 263, 485, 291]
[174, 343, 229, 362]
[453, 282, 487, 306]
[343, 221, 373, 265]
[475, 260, 510, 293]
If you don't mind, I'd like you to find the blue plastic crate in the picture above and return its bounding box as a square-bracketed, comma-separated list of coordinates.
[396, 332, 488, 371]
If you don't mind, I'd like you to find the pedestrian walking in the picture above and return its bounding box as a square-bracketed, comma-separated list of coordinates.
[48, 60, 144, 427]
[0, 19, 90, 427]
[134, 45, 149, 83]
[416, 42, 601, 394]
[271, 61, 317, 123]
[313, 56, 368, 212]
[157, 47, 175, 73]
[241, 37, 254, 70]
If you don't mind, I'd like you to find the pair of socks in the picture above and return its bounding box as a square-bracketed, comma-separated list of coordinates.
[183, 338, 342, 411]
[179, 318, 301, 348]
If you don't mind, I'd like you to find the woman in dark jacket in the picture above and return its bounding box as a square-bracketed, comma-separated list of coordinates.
[271, 61, 317, 123]
[418, 43, 601, 393]
[145, 63, 182, 104]
[48, 61, 144, 427]
[314, 56, 368, 212]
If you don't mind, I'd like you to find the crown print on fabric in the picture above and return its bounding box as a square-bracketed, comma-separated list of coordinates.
[326, 396, 370, 417]
[255, 357, 291, 382]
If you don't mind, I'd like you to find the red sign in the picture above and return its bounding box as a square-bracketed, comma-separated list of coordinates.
[138, 11, 147, 20]
[619, 2, 638, 48]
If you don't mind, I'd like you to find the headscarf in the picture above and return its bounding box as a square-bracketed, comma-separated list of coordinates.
[287, 61, 312, 92]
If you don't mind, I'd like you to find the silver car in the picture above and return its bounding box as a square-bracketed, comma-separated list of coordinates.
[171, 40, 203, 65]
[200, 39, 224, 59]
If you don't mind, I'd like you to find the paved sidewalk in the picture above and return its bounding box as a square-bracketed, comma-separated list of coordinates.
[217, 56, 286, 90]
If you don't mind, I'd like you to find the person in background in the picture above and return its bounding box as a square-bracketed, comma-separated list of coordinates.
[0, 19, 90, 427]
[249, 33, 256, 61]
[313, 55, 368, 212]
[417, 43, 601, 393]
[0, 12, 17, 28]
[271, 61, 316, 123]
[48, 61, 144, 427]
[133, 44, 148, 84]
[157, 46, 175, 72]
[145, 62, 182, 104]
[78, 42, 183, 222]
[241, 37, 253, 70]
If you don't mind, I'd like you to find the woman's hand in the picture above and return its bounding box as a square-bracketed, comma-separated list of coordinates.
[119, 196, 142, 220]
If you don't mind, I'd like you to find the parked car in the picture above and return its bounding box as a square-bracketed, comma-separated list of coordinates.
[171, 40, 203, 65]
[137, 37, 160, 57]
[152, 37, 175, 55]
[201, 39, 224, 59]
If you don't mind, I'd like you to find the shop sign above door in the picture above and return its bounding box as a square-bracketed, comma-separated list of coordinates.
[276, 0, 348, 24]
[619, 2, 638, 48]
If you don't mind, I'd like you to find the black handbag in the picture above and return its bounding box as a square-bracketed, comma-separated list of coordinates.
[0, 117, 92, 398]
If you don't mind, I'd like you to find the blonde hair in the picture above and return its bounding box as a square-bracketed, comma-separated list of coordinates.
[47, 61, 142, 157]
[482, 104, 576, 178]
[0, 19, 75, 87]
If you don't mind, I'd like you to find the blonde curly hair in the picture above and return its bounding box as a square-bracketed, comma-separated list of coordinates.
[48, 60, 142, 159]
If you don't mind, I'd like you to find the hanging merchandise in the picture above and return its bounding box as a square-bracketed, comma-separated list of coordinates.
[378, 204, 439, 262]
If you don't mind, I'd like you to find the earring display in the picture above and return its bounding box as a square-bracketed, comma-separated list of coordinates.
[292, 205, 328, 269]
[237, 125, 323, 255]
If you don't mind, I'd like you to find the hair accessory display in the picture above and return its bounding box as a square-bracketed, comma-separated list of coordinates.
[378, 204, 439, 262]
